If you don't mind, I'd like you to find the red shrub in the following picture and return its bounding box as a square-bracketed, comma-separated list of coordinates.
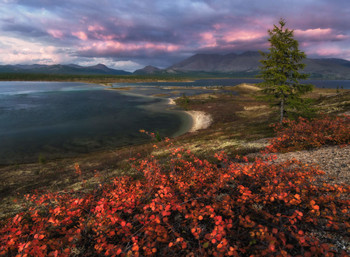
[1, 148, 349, 256]
[267, 115, 350, 153]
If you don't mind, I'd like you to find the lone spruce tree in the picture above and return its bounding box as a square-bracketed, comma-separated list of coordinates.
[259, 19, 313, 123]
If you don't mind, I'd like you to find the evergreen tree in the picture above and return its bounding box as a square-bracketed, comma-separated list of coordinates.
[259, 19, 313, 122]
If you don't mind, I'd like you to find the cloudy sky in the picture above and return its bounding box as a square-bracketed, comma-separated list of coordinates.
[0, 0, 349, 71]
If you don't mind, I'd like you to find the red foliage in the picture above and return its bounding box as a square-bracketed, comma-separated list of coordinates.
[266, 115, 350, 153]
[1, 146, 349, 256]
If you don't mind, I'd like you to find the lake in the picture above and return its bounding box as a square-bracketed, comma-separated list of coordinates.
[1, 79, 349, 164]
[0, 81, 191, 164]
[111, 78, 350, 89]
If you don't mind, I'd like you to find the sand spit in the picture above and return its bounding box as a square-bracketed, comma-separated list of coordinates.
[168, 98, 212, 132]
[186, 111, 212, 132]
[168, 98, 177, 105]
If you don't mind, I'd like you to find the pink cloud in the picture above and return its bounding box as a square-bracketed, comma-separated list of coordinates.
[198, 27, 266, 49]
[295, 28, 332, 37]
[86, 25, 125, 41]
[212, 23, 223, 30]
[143, 43, 179, 52]
[295, 28, 348, 41]
[80, 40, 180, 54]
[88, 25, 105, 32]
[200, 32, 217, 47]
[47, 29, 64, 39]
[0, 36, 70, 64]
[223, 30, 265, 43]
[72, 31, 88, 41]
[90, 32, 116, 41]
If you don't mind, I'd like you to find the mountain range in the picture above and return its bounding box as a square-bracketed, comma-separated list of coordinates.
[0, 63, 131, 75]
[136, 51, 350, 79]
[161, 51, 350, 79]
[1, 51, 350, 79]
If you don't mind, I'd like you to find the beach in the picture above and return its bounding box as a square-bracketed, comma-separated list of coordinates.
[168, 98, 212, 132]
[186, 111, 212, 132]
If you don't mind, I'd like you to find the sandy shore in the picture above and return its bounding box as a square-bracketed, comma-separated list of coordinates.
[168, 98, 176, 105]
[186, 111, 212, 132]
[168, 98, 212, 132]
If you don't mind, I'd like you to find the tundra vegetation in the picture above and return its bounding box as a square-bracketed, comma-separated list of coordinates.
[0, 83, 349, 256]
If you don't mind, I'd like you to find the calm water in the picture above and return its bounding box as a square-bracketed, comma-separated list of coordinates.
[0, 82, 190, 164]
[112, 78, 350, 89]
[1, 79, 349, 164]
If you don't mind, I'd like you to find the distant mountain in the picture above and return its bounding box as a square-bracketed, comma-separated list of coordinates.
[133, 65, 163, 75]
[303, 58, 350, 79]
[166, 51, 350, 79]
[0, 63, 131, 75]
[167, 51, 260, 73]
[2, 52, 350, 79]
[169, 54, 226, 72]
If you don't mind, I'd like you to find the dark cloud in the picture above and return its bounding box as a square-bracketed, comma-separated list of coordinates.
[16, 0, 73, 7]
[0, 0, 349, 69]
[2, 23, 47, 37]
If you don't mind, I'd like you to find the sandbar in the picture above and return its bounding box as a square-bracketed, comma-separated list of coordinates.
[168, 98, 212, 132]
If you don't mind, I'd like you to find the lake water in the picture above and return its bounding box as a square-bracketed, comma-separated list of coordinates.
[1, 79, 349, 164]
[112, 78, 350, 89]
[0, 81, 191, 164]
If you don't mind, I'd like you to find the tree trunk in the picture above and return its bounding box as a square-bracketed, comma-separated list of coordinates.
[280, 98, 284, 123]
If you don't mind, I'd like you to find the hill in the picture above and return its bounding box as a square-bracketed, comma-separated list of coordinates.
[0, 63, 131, 75]
[168, 51, 259, 73]
[164, 51, 350, 79]
[133, 65, 163, 75]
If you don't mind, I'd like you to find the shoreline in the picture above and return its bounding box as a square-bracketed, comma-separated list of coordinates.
[168, 98, 212, 132]
[186, 110, 213, 132]
[103, 90, 212, 135]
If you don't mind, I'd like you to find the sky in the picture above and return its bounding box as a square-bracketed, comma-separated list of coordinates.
[0, 0, 349, 71]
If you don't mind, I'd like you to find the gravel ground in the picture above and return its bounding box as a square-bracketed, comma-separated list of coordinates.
[269, 145, 350, 185]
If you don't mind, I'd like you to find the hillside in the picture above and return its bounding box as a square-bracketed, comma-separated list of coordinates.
[168, 51, 260, 73]
[0, 63, 131, 75]
[164, 51, 350, 79]
[133, 65, 163, 75]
